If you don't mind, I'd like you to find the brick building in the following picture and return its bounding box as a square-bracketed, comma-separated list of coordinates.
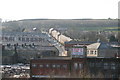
[30, 57, 120, 78]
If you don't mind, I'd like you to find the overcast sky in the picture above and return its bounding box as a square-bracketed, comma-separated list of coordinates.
[0, 0, 119, 20]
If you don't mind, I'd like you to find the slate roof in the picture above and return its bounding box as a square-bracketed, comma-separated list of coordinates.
[87, 42, 112, 49]
[65, 41, 95, 45]
[1, 32, 47, 37]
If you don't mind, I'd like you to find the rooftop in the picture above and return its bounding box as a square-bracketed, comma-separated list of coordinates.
[65, 41, 95, 45]
[31, 56, 72, 60]
[1, 32, 47, 37]
[87, 42, 112, 49]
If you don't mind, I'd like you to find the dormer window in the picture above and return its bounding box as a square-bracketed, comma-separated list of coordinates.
[90, 51, 93, 54]
[94, 50, 97, 55]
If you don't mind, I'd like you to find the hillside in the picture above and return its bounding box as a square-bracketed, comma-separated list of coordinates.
[1, 19, 119, 42]
[2, 19, 118, 32]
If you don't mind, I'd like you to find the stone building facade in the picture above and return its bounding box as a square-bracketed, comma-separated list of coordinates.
[1, 32, 59, 64]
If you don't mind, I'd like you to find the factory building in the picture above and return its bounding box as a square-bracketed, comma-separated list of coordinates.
[30, 45, 87, 78]
[30, 44, 120, 78]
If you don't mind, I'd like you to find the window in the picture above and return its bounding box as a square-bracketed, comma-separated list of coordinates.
[111, 63, 115, 66]
[39, 38, 42, 42]
[18, 37, 21, 41]
[104, 63, 108, 66]
[79, 63, 83, 69]
[56, 64, 60, 68]
[9, 37, 14, 41]
[74, 63, 78, 69]
[90, 51, 93, 54]
[26, 38, 29, 42]
[94, 50, 97, 55]
[46, 64, 49, 68]
[104, 63, 109, 69]
[111, 63, 116, 70]
[111, 66, 116, 70]
[87, 50, 89, 54]
[104, 66, 109, 69]
[32, 64, 37, 67]
[30, 38, 34, 42]
[39, 64, 43, 68]
[34, 38, 38, 42]
[4, 37, 8, 41]
[63, 64, 67, 69]
[22, 37, 25, 41]
[52, 64, 56, 68]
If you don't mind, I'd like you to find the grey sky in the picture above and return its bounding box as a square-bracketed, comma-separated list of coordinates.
[0, 0, 119, 20]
